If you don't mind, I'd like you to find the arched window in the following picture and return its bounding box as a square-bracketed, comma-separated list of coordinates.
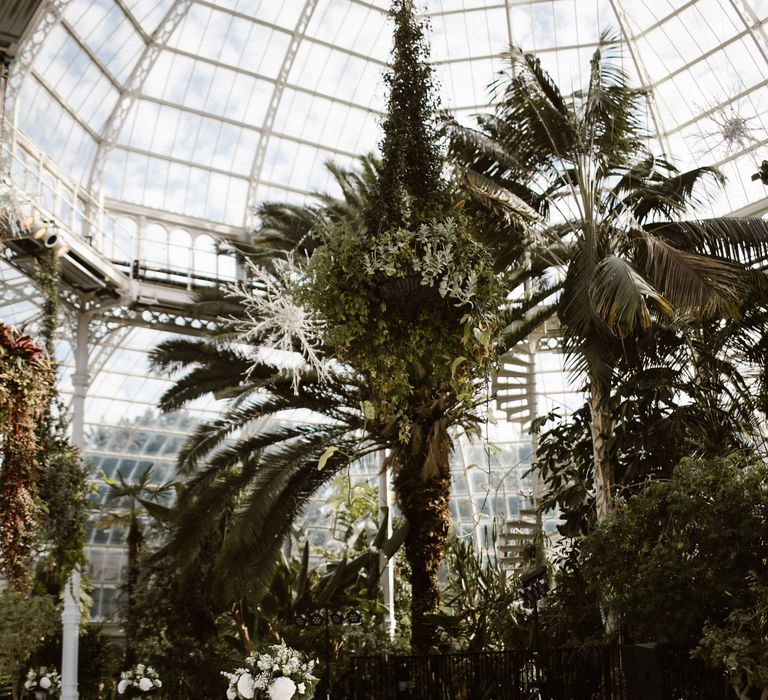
[169, 228, 192, 287]
[142, 223, 169, 281]
[193, 233, 217, 284]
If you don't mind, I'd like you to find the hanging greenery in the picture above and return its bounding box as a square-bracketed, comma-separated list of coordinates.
[301, 0, 504, 439]
[302, 214, 503, 439]
[0, 323, 55, 591]
[295, 0, 505, 652]
[34, 252, 89, 592]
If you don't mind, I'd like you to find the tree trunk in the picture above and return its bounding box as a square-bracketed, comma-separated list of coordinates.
[124, 512, 144, 665]
[588, 373, 615, 523]
[392, 419, 452, 654]
[588, 371, 620, 637]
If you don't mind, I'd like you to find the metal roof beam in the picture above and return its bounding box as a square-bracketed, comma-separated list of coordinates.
[161, 44, 385, 116]
[246, 0, 320, 229]
[4, 0, 70, 129]
[86, 0, 193, 197]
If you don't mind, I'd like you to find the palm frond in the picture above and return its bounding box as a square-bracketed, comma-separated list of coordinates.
[647, 218, 768, 266]
[149, 338, 246, 374]
[463, 170, 541, 224]
[490, 48, 575, 178]
[588, 255, 671, 337]
[620, 166, 724, 222]
[500, 302, 558, 350]
[583, 32, 647, 164]
[639, 236, 747, 318]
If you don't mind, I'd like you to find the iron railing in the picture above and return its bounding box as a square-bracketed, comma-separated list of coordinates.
[338, 646, 730, 700]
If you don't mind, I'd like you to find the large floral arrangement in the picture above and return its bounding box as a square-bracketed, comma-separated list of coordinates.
[301, 214, 504, 437]
[117, 664, 162, 696]
[222, 643, 318, 700]
[23, 666, 61, 697]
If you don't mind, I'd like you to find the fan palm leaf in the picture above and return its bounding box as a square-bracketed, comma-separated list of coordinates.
[449, 33, 768, 530]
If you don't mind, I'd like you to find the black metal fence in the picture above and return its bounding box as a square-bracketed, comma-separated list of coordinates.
[337, 645, 730, 700]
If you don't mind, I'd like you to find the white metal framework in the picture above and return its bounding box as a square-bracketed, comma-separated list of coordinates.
[1, 1, 767, 676]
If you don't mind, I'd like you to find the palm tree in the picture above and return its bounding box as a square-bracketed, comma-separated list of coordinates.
[149, 336, 384, 597]
[153, 1, 505, 655]
[449, 34, 768, 523]
[99, 465, 175, 662]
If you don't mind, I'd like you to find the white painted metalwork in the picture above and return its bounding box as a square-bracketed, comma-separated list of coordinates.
[608, 0, 672, 156]
[4, 0, 70, 126]
[246, 0, 321, 229]
[86, 0, 193, 196]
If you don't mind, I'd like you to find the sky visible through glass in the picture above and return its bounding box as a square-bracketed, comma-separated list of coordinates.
[11, 0, 768, 229]
[3, 0, 768, 618]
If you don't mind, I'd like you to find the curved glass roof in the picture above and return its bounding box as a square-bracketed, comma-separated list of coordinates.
[7, 0, 768, 233]
[9, 0, 765, 619]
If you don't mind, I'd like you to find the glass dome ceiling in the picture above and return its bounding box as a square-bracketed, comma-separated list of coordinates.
[6, 0, 768, 233]
[4, 0, 766, 621]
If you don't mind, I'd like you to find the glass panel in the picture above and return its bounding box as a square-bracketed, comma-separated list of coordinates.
[66, 0, 146, 83]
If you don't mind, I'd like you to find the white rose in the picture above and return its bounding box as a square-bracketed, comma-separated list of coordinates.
[267, 676, 297, 700]
[297, 682, 306, 694]
[154, 679, 162, 687]
[138, 677, 152, 692]
[117, 679, 128, 695]
[24, 680, 34, 690]
[40, 677, 52, 690]
[236, 672, 255, 699]
[227, 687, 237, 700]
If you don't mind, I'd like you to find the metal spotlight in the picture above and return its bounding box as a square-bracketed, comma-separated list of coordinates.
[295, 612, 309, 629]
[346, 609, 362, 625]
[329, 609, 344, 625]
[42, 229, 58, 248]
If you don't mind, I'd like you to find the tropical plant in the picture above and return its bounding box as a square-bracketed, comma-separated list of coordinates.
[297, 0, 504, 653]
[533, 313, 768, 536]
[696, 574, 768, 700]
[0, 588, 58, 700]
[152, 0, 504, 655]
[99, 465, 175, 663]
[574, 456, 768, 645]
[448, 34, 768, 524]
[434, 535, 528, 652]
[0, 322, 55, 591]
[34, 251, 89, 594]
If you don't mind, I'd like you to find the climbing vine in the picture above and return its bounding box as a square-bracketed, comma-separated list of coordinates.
[0, 323, 55, 591]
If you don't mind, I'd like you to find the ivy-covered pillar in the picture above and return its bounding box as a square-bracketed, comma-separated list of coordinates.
[61, 311, 89, 700]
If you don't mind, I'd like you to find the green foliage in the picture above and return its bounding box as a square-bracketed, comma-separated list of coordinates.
[0, 589, 58, 699]
[576, 456, 768, 645]
[696, 574, 768, 699]
[451, 34, 768, 527]
[303, 215, 503, 435]
[538, 541, 605, 647]
[0, 323, 55, 591]
[373, 0, 447, 233]
[533, 309, 768, 537]
[129, 547, 234, 699]
[36, 404, 89, 591]
[435, 536, 527, 651]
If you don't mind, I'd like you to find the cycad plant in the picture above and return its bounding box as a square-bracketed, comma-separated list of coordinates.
[450, 34, 768, 522]
[152, 0, 505, 654]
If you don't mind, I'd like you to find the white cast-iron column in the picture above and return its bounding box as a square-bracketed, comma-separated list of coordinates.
[378, 462, 396, 640]
[61, 311, 90, 700]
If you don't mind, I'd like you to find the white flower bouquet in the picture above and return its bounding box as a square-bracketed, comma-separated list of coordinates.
[222, 643, 319, 700]
[117, 663, 162, 697]
[23, 667, 61, 697]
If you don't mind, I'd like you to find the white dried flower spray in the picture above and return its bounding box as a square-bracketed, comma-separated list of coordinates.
[232, 255, 329, 393]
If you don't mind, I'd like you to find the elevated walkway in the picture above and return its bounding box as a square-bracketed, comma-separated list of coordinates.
[1, 119, 243, 331]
